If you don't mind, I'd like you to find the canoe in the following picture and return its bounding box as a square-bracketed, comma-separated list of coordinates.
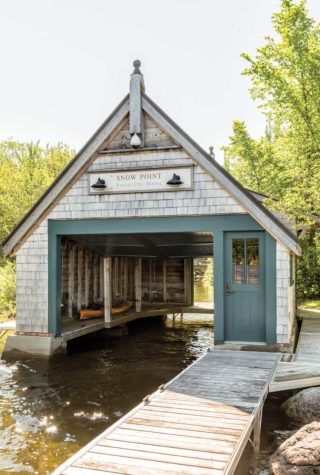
[79, 301, 133, 320]
[79, 308, 104, 320]
[111, 301, 133, 315]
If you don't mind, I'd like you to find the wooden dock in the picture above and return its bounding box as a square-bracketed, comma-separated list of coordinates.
[270, 313, 320, 392]
[53, 349, 279, 475]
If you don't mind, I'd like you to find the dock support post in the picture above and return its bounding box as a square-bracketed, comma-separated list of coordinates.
[123, 258, 128, 301]
[135, 257, 142, 312]
[163, 258, 167, 303]
[68, 245, 75, 318]
[84, 250, 90, 308]
[253, 408, 262, 453]
[99, 256, 104, 304]
[104, 257, 112, 325]
[77, 247, 83, 312]
[184, 258, 192, 305]
[93, 254, 98, 303]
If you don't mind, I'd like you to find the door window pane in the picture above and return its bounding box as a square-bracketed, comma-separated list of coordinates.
[232, 239, 245, 284]
[246, 238, 259, 284]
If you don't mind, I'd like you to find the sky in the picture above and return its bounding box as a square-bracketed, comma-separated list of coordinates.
[0, 0, 320, 163]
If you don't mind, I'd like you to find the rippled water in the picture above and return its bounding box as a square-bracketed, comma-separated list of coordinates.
[0, 314, 296, 474]
[0, 315, 216, 474]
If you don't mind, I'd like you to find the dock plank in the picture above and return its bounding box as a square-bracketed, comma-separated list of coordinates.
[53, 349, 279, 475]
[270, 316, 320, 392]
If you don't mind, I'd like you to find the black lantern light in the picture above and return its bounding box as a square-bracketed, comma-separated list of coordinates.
[91, 177, 106, 189]
[167, 173, 183, 186]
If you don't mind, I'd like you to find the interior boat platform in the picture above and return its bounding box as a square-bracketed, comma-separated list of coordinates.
[61, 303, 214, 342]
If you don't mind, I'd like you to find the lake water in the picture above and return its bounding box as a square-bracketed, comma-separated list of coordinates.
[0, 282, 297, 474]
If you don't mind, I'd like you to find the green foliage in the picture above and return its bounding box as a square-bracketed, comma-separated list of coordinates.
[297, 232, 320, 299]
[0, 260, 16, 318]
[0, 141, 73, 244]
[0, 140, 73, 319]
[223, 0, 320, 300]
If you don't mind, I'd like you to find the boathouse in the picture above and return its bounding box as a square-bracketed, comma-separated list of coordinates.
[2, 61, 301, 357]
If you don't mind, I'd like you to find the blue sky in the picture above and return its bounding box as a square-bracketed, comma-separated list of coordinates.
[0, 0, 319, 163]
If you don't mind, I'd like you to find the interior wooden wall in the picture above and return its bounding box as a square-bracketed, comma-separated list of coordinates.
[61, 240, 193, 319]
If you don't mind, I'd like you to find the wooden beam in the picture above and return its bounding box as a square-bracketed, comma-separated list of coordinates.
[120, 258, 124, 300]
[135, 257, 142, 312]
[149, 259, 152, 302]
[84, 249, 90, 307]
[113, 257, 119, 296]
[123, 258, 128, 301]
[93, 254, 98, 303]
[99, 256, 104, 304]
[163, 258, 167, 303]
[104, 257, 112, 324]
[77, 246, 83, 312]
[68, 245, 75, 318]
[184, 258, 192, 305]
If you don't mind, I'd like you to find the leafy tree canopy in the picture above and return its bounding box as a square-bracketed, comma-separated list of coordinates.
[223, 0, 320, 300]
[0, 141, 74, 245]
[223, 0, 320, 228]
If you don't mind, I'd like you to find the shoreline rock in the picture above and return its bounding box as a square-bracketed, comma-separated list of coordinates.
[282, 387, 320, 424]
[270, 421, 320, 474]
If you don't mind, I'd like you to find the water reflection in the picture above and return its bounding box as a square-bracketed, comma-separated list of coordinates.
[0, 315, 214, 474]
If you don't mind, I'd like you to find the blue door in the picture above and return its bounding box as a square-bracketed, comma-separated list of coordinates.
[225, 232, 266, 342]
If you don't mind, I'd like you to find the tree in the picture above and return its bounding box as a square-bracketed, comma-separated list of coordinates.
[0, 140, 74, 244]
[223, 0, 320, 299]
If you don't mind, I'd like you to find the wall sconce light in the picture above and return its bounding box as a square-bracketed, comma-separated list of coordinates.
[91, 177, 106, 189]
[167, 173, 183, 186]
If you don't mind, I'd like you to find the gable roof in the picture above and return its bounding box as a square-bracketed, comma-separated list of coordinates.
[2, 76, 301, 256]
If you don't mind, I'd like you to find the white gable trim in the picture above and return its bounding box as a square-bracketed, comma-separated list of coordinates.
[142, 94, 301, 256]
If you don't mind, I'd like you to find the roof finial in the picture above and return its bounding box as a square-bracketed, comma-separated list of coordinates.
[209, 146, 215, 159]
[132, 59, 142, 75]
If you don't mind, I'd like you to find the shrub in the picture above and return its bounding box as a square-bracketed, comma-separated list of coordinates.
[0, 260, 16, 319]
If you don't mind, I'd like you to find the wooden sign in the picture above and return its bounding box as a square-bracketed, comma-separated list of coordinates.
[88, 166, 193, 194]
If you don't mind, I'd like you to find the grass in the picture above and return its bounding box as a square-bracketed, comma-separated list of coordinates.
[299, 299, 320, 310]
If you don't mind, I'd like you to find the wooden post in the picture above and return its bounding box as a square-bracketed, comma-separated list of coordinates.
[184, 258, 191, 305]
[99, 256, 104, 304]
[93, 254, 98, 303]
[120, 257, 124, 300]
[135, 257, 142, 312]
[113, 257, 119, 296]
[84, 249, 90, 307]
[68, 245, 75, 318]
[77, 247, 83, 312]
[123, 258, 128, 301]
[149, 259, 152, 302]
[104, 257, 112, 325]
[253, 409, 262, 453]
[163, 258, 167, 303]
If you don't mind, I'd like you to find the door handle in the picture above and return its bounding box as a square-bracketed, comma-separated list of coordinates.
[226, 282, 233, 295]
